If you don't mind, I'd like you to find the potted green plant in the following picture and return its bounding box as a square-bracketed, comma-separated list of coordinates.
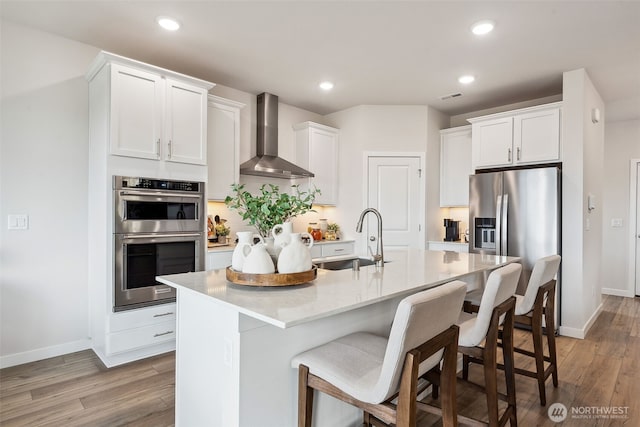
[224, 184, 321, 238]
[214, 223, 231, 244]
[326, 222, 340, 240]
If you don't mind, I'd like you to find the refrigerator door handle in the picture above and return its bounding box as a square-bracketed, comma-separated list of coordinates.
[495, 195, 503, 255]
[501, 194, 509, 256]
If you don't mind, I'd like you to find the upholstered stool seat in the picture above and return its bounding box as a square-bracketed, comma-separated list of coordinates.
[463, 255, 561, 406]
[456, 262, 522, 427]
[292, 280, 468, 427]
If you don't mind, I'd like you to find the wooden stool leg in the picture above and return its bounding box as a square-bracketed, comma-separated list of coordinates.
[531, 312, 547, 406]
[298, 365, 314, 427]
[545, 302, 559, 388]
[482, 345, 500, 427]
[502, 314, 518, 426]
[462, 354, 470, 380]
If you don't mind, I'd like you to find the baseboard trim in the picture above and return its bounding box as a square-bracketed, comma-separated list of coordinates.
[0, 338, 91, 369]
[602, 288, 635, 298]
[559, 302, 603, 339]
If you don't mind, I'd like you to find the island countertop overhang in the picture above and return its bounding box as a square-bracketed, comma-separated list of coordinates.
[156, 248, 520, 329]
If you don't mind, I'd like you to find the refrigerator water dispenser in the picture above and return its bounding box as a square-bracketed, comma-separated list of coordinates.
[474, 217, 496, 249]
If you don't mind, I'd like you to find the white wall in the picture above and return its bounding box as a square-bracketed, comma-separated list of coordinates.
[601, 119, 640, 296]
[0, 21, 326, 367]
[324, 105, 434, 254]
[560, 69, 605, 338]
[0, 21, 100, 366]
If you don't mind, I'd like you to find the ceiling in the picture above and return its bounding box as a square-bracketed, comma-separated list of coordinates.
[2, 1, 639, 119]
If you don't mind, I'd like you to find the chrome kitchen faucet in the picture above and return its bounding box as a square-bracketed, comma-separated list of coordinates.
[356, 208, 384, 268]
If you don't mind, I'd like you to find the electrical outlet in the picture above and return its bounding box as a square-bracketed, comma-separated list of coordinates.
[8, 214, 29, 230]
[611, 218, 623, 228]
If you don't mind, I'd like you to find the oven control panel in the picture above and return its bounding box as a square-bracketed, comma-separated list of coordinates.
[115, 176, 202, 192]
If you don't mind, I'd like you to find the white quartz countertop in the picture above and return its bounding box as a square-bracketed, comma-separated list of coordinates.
[157, 248, 519, 329]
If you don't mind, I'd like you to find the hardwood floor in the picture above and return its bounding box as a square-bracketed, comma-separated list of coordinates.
[1, 295, 638, 426]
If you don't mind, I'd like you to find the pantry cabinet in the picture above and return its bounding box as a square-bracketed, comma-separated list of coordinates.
[90, 52, 213, 165]
[440, 126, 472, 207]
[469, 102, 561, 170]
[207, 95, 245, 200]
[294, 121, 339, 206]
[86, 51, 214, 368]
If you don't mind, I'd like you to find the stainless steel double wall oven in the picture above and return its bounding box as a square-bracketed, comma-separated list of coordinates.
[113, 176, 206, 311]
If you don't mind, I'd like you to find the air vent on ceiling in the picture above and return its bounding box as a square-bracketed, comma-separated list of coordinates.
[439, 92, 463, 101]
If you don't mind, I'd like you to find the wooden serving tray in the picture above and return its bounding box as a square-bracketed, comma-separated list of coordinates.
[226, 266, 317, 287]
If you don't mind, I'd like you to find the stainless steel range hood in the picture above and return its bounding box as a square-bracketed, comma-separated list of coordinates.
[239, 92, 314, 179]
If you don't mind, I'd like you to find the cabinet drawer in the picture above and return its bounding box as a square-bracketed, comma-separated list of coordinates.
[106, 320, 176, 355]
[109, 303, 176, 333]
[321, 242, 354, 257]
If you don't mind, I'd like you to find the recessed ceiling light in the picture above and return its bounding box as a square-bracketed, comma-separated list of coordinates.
[458, 75, 475, 84]
[471, 20, 495, 35]
[319, 81, 334, 91]
[157, 16, 180, 31]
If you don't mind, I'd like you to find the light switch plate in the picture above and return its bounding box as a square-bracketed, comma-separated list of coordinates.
[8, 214, 29, 230]
[611, 218, 623, 228]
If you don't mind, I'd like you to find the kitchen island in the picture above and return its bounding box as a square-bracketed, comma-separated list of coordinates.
[157, 248, 519, 427]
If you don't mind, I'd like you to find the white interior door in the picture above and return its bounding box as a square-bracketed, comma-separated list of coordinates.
[367, 155, 423, 249]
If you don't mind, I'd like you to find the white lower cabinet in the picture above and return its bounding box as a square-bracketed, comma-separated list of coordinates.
[206, 249, 234, 270]
[311, 240, 355, 260]
[107, 320, 176, 355]
[428, 241, 469, 253]
[106, 303, 176, 356]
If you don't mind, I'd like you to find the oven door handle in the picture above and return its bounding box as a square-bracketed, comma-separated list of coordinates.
[119, 190, 202, 198]
[122, 233, 203, 239]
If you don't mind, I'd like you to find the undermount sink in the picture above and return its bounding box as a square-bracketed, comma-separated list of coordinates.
[315, 257, 387, 271]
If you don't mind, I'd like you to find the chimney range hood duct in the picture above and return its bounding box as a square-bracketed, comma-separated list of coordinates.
[239, 92, 314, 179]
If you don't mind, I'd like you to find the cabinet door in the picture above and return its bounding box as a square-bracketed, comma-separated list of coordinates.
[165, 79, 208, 165]
[295, 123, 339, 206]
[110, 64, 163, 160]
[513, 107, 560, 164]
[472, 117, 513, 169]
[309, 128, 338, 205]
[440, 127, 472, 207]
[207, 97, 243, 200]
[206, 250, 233, 270]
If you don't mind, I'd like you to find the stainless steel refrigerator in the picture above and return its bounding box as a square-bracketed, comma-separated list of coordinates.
[469, 166, 561, 296]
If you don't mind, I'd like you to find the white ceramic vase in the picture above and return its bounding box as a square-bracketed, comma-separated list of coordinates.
[232, 232, 264, 271]
[277, 232, 314, 274]
[241, 243, 275, 274]
[272, 222, 293, 247]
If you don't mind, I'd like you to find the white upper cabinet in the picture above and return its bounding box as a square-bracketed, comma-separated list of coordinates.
[207, 95, 245, 201]
[469, 102, 561, 170]
[110, 65, 164, 160]
[294, 122, 339, 206]
[88, 52, 213, 166]
[440, 126, 472, 207]
[513, 107, 561, 164]
[164, 79, 209, 165]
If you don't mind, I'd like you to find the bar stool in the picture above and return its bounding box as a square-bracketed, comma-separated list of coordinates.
[292, 280, 467, 427]
[464, 255, 561, 406]
[453, 263, 522, 427]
